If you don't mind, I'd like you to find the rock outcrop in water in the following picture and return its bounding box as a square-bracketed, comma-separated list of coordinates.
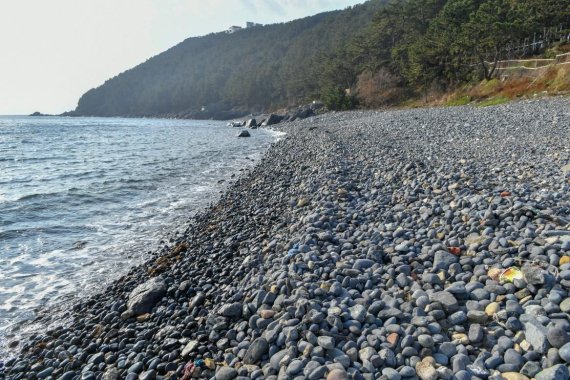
[3, 98, 570, 380]
[29, 111, 52, 117]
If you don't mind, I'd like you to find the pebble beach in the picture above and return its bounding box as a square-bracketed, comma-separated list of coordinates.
[3, 97, 570, 380]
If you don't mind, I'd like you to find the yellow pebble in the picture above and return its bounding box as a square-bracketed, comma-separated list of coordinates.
[452, 333, 469, 344]
[500, 373, 530, 380]
[487, 268, 502, 281]
[485, 302, 500, 317]
[259, 310, 275, 319]
[560, 256, 570, 266]
[514, 331, 524, 344]
[520, 339, 531, 351]
[136, 313, 151, 322]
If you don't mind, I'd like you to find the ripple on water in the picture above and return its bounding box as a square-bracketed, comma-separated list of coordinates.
[0, 115, 278, 356]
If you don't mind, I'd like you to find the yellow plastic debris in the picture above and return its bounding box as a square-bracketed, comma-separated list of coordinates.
[499, 267, 523, 283]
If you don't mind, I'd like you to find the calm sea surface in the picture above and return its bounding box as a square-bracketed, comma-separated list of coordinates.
[0, 116, 279, 344]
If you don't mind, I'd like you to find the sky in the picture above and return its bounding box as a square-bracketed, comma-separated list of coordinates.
[0, 0, 365, 115]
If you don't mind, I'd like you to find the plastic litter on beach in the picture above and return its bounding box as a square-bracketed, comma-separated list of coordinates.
[499, 267, 524, 283]
[181, 358, 226, 379]
[204, 358, 220, 369]
[448, 247, 461, 255]
[181, 361, 196, 380]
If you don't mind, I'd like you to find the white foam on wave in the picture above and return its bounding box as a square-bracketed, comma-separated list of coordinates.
[0, 116, 279, 358]
[265, 128, 287, 141]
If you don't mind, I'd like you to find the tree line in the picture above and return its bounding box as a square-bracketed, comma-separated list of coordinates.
[71, 0, 570, 117]
[72, 1, 385, 117]
[323, 0, 570, 108]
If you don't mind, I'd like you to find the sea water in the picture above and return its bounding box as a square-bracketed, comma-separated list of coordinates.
[0, 116, 279, 347]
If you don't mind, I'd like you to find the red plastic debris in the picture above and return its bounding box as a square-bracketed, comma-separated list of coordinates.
[448, 247, 461, 255]
[181, 362, 196, 380]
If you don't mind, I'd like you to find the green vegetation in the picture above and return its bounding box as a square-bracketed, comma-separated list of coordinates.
[476, 96, 509, 107]
[446, 95, 472, 106]
[322, 87, 359, 111]
[72, 1, 385, 117]
[70, 0, 570, 117]
[441, 64, 570, 106]
[339, 0, 570, 106]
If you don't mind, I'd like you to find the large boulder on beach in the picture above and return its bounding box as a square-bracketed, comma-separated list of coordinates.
[433, 250, 458, 270]
[292, 106, 314, 120]
[216, 366, 238, 380]
[429, 291, 459, 313]
[523, 316, 549, 353]
[245, 119, 257, 128]
[238, 130, 251, 138]
[262, 114, 283, 126]
[218, 302, 243, 317]
[125, 277, 167, 316]
[535, 364, 569, 380]
[243, 337, 269, 364]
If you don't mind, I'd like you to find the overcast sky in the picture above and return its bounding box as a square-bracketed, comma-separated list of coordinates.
[0, 0, 365, 115]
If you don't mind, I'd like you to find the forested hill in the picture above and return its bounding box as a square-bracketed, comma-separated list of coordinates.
[71, 1, 385, 118]
[70, 0, 569, 118]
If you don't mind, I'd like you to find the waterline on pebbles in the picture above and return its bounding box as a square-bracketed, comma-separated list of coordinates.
[3, 97, 570, 380]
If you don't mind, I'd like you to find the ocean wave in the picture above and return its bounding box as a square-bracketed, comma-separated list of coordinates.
[0, 225, 94, 240]
[0, 116, 278, 351]
[15, 192, 63, 202]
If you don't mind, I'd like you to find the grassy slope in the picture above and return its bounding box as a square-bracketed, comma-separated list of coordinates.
[442, 61, 570, 107]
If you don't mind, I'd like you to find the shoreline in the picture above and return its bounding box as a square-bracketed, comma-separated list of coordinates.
[3, 98, 570, 379]
[0, 120, 281, 357]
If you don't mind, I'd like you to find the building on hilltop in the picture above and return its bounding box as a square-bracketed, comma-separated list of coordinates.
[226, 26, 243, 34]
[226, 22, 261, 33]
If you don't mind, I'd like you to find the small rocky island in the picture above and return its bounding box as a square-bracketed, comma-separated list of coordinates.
[29, 111, 52, 117]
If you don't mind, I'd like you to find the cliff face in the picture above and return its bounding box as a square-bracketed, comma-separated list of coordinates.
[71, 1, 384, 118]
